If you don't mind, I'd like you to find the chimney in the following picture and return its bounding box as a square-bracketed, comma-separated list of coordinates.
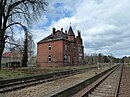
[65, 30, 67, 34]
[53, 28, 56, 34]
[77, 30, 81, 37]
[61, 28, 63, 32]
[64, 30, 67, 39]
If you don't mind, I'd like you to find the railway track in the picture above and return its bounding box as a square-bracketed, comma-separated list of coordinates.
[0, 65, 98, 94]
[73, 64, 123, 97]
[0, 71, 78, 93]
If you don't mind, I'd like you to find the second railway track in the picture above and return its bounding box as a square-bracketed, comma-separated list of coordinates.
[73, 64, 123, 97]
[0, 65, 99, 93]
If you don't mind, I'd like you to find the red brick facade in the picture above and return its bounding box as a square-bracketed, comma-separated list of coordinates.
[37, 26, 84, 67]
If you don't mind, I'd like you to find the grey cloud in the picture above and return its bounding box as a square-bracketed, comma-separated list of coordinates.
[31, 0, 130, 57]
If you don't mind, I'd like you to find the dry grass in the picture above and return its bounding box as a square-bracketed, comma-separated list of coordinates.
[0, 65, 90, 80]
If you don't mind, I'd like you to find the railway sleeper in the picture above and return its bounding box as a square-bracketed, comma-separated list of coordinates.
[88, 66, 122, 97]
[94, 89, 115, 94]
[88, 93, 114, 97]
[92, 90, 115, 95]
[89, 91, 115, 97]
[97, 85, 117, 89]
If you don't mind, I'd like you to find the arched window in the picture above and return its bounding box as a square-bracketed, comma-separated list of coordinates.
[64, 55, 68, 62]
[48, 55, 51, 62]
[65, 44, 69, 51]
[48, 44, 51, 51]
[78, 46, 82, 52]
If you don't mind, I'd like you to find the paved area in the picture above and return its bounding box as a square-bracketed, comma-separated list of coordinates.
[0, 66, 111, 97]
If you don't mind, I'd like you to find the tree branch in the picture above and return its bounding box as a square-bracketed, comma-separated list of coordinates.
[6, 41, 21, 46]
[4, 0, 26, 30]
[6, 22, 27, 31]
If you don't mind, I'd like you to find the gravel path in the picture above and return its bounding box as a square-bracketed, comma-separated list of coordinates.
[118, 64, 130, 97]
[0, 66, 111, 97]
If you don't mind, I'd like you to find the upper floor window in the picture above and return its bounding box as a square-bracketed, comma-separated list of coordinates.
[48, 55, 51, 62]
[48, 44, 51, 51]
[78, 46, 82, 52]
[65, 44, 69, 51]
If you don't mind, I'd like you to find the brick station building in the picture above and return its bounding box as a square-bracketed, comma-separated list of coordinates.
[37, 26, 84, 67]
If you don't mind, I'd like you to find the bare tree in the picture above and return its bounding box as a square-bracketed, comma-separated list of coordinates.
[0, 0, 47, 69]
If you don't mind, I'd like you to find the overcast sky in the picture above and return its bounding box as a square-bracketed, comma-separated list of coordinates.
[30, 0, 130, 58]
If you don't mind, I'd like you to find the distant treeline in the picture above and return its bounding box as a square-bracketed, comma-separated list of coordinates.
[84, 53, 130, 64]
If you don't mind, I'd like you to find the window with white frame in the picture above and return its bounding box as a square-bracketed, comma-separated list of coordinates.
[48, 44, 51, 51]
[48, 55, 51, 62]
[65, 44, 69, 51]
[74, 46, 76, 50]
[78, 56, 82, 61]
[64, 55, 68, 62]
[78, 46, 82, 52]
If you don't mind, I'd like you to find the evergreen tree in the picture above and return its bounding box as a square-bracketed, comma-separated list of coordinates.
[21, 32, 28, 67]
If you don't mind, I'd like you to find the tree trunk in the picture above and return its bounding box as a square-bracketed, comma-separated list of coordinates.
[0, 38, 4, 70]
[0, 30, 6, 70]
[0, 1, 2, 69]
[0, 51, 2, 70]
[0, 32, 2, 70]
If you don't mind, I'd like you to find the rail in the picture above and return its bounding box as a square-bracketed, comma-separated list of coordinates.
[114, 64, 123, 97]
[80, 64, 122, 97]
[50, 65, 118, 97]
[0, 65, 98, 93]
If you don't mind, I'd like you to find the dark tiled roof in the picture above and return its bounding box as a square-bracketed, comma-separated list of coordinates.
[38, 30, 67, 44]
[68, 26, 75, 36]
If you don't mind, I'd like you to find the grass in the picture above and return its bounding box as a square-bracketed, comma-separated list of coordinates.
[0, 65, 88, 80]
[0, 69, 27, 79]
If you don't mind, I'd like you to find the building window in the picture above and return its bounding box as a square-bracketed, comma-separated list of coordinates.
[74, 57, 76, 62]
[78, 46, 82, 52]
[48, 55, 51, 62]
[79, 56, 82, 61]
[64, 55, 68, 62]
[48, 44, 51, 51]
[65, 44, 69, 51]
[74, 47, 75, 50]
[74, 46, 76, 55]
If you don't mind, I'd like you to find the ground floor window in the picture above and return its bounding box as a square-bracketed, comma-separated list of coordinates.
[48, 55, 52, 62]
[79, 56, 82, 61]
[74, 57, 76, 62]
[64, 55, 68, 62]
